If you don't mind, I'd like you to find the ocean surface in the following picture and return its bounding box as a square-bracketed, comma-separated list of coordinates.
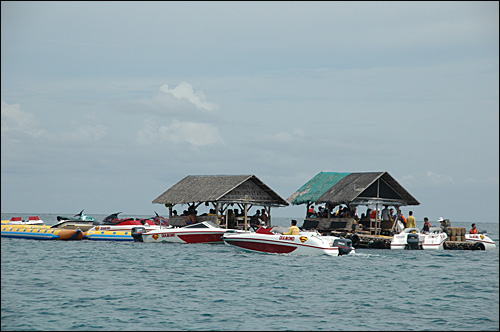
[1, 213, 499, 331]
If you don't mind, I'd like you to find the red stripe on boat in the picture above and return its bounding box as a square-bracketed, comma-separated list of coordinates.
[177, 233, 224, 244]
[225, 239, 297, 254]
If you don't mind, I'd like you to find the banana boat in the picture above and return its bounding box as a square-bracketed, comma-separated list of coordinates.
[84, 229, 134, 241]
[1, 224, 84, 240]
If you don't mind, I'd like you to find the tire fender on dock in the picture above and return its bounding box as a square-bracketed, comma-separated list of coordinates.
[472, 242, 485, 250]
[349, 234, 360, 248]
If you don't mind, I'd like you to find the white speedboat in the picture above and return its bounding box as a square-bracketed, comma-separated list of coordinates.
[222, 226, 355, 256]
[87, 223, 162, 233]
[131, 221, 237, 244]
[391, 227, 448, 250]
[465, 233, 496, 250]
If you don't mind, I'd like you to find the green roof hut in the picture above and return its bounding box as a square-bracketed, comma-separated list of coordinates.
[287, 171, 420, 235]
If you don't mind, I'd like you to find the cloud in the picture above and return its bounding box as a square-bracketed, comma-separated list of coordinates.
[425, 171, 455, 184]
[159, 82, 218, 112]
[1, 100, 46, 139]
[274, 129, 305, 143]
[136, 118, 222, 147]
[263, 128, 305, 143]
[62, 124, 107, 144]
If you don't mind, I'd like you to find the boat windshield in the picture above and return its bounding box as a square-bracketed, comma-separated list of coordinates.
[428, 227, 443, 234]
[182, 221, 220, 229]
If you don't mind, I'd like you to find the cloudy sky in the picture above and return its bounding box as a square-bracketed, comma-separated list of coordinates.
[1, 2, 498, 223]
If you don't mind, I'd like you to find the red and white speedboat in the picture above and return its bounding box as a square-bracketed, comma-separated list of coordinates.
[131, 221, 239, 244]
[1, 216, 45, 226]
[222, 227, 355, 256]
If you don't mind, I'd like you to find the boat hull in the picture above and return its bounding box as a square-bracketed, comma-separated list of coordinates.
[421, 233, 448, 250]
[141, 229, 227, 244]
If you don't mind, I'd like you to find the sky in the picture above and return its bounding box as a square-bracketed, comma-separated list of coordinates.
[1, 1, 499, 224]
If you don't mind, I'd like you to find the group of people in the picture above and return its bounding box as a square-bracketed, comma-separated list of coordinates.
[176, 204, 481, 236]
[174, 206, 201, 225]
[172, 206, 270, 228]
[412, 213, 479, 235]
[282, 217, 480, 236]
[393, 210, 439, 234]
[223, 208, 269, 228]
[308, 204, 358, 220]
[250, 209, 268, 228]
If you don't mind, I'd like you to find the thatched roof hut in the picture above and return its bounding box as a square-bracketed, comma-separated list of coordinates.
[152, 175, 288, 229]
[287, 171, 419, 234]
[287, 171, 420, 208]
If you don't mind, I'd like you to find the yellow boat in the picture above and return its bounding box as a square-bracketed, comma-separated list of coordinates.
[85, 229, 134, 241]
[1, 224, 85, 240]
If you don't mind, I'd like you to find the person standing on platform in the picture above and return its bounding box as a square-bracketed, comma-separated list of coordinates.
[381, 205, 390, 221]
[406, 211, 416, 228]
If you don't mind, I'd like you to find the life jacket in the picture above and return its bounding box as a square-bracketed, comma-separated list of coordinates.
[470, 228, 478, 234]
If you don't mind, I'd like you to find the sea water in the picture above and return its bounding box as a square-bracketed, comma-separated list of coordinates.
[1, 213, 499, 331]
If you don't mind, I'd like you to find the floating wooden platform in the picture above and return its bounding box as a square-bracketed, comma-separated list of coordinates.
[328, 231, 392, 249]
[443, 241, 476, 250]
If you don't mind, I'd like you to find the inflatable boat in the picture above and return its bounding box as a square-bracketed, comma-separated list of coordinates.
[1, 224, 84, 240]
[84, 229, 134, 241]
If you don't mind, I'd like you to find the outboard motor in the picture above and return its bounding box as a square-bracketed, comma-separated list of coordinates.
[131, 226, 146, 242]
[333, 238, 353, 256]
[406, 233, 420, 250]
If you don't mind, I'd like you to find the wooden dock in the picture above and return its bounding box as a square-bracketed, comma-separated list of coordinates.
[329, 231, 393, 249]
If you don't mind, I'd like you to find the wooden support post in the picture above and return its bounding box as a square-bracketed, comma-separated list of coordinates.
[266, 206, 271, 227]
[244, 203, 248, 231]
